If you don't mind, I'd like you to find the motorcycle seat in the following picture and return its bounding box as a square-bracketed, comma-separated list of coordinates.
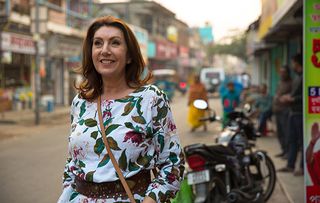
[207, 144, 235, 156]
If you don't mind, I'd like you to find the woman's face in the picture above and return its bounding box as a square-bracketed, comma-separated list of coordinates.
[92, 26, 130, 79]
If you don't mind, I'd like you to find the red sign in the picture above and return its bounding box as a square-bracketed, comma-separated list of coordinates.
[311, 39, 320, 68]
[307, 186, 320, 203]
[155, 40, 177, 59]
[179, 46, 189, 58]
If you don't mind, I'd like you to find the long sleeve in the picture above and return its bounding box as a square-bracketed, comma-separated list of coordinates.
[290, 75, 303, 113]
[145, 92, 185, 202]
[61, 97, 78, 188]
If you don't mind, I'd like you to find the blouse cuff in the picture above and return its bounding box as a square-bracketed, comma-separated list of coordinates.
[145, 179, 180, 203]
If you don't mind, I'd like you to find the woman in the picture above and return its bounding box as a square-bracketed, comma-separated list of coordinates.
[58, 16, 184, 203]
[187, 75, 208, 132]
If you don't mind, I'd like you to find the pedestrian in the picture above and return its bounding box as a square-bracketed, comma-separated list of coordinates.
[58, 16, 185, 203]
[306, 122, 320, 185]
[278, 53, 303, 176]
[254, 84, 273, 136]
[221, 81, 240, 128]
[272, 66, 292, 158]
[187, 74, 208, 132]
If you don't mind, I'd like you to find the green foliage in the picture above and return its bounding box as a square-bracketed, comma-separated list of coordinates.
[208, 31, 248, 62]
[98, 154, 110, 167]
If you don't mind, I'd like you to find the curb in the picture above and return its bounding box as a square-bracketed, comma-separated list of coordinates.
[277, 173, 295, 203]
[0, 108, 70, 125]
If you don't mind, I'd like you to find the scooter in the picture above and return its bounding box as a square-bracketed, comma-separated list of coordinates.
[184, 100, 276, 203]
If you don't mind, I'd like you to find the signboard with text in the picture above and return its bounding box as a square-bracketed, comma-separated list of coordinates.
[305, 1, 320, 203]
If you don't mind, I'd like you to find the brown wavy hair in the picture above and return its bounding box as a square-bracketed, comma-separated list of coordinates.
[75, 15, 152, 101]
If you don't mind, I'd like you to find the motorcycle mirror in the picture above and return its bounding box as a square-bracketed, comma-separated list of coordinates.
[243, 103, 251, 113]
[193, 99, 208, 110]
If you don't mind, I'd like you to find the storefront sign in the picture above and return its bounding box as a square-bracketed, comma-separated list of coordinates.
[178, 46, 190, 66]
[1, 32, 35, 54]
[1, 32, 46, 56]
[155, 40, 177, 60]
[47, 35, 81, 58]
[147, 41, 156, 58]
[305, 1, 320, 202]
[129, 24, 149, 65]
[258, 0, 277, 39]
[167, 25, 178, 43]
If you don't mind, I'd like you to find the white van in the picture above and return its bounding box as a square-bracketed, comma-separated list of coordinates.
[200, 67, 225, 93]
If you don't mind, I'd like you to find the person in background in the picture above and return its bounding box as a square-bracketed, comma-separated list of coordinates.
[254, 84, 273, 136]
[221, 81, 240, 128]
[278, 53, 303, 176]
[187, 74, 208, 132]
[58, 16, 185, 203]
[272, 66, 292, 158]
[240, 85, 260, 106]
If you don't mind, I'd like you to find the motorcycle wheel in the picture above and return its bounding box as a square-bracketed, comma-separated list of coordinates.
[205, 178, 228, 203]
[255, 153, 276, 201]
[206, 187, 226, 203]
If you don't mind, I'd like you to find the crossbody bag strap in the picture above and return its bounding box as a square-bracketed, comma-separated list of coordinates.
[97, 96, 136, 203]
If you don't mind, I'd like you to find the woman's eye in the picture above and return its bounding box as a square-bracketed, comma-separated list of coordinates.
[93, 40, 102, 46]
[111, 40, 120, 46]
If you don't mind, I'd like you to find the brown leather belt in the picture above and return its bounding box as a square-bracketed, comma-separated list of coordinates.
[73, 170, 151, 199]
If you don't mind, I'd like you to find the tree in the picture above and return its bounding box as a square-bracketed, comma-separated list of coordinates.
[207, 31, 248, 63]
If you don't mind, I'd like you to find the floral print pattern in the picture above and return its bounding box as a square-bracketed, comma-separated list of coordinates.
[58, 85, 185, 203]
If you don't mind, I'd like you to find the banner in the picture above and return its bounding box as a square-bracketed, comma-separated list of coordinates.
[305, 1, 320, 203]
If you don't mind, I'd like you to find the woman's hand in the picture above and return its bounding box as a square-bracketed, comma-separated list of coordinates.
[142, 196, 157, 203]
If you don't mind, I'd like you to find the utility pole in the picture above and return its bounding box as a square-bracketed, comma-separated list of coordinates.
[33, 0, 41, 125]
[0, 0, 9, 118]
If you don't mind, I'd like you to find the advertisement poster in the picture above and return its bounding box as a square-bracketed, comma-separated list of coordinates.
[305, 1, 320, 202]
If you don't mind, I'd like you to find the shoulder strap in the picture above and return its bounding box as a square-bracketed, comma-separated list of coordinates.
[97, 96, 136, 203]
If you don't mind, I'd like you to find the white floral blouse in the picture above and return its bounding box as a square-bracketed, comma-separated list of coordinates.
[58, 85, 185, 203]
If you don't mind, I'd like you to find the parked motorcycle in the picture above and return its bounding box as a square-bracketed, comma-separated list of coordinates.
[184, 100, 276, 203]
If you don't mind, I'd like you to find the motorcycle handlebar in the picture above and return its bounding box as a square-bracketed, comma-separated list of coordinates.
[199, 116, 222, 122]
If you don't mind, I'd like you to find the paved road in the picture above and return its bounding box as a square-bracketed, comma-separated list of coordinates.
[0, 94, 290, 203]
[0, 120, 69, 203]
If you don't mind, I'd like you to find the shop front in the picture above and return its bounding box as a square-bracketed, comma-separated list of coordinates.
[46, 34, 82, 106]
[0, 31, 37, 111]
[148, 39, 178, 72]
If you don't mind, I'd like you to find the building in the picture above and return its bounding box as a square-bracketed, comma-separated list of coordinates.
[246, 0, 302, 94]
[0, 0, 92, 112]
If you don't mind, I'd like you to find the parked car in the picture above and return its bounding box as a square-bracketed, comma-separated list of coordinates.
[200, 67, 225, 93]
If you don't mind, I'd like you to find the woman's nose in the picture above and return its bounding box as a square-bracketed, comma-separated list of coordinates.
[101, 44, 111, 55]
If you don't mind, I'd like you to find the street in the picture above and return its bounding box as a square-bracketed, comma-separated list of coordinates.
[0, 94, 291, 203]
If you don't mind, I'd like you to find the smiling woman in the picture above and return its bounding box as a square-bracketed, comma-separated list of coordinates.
[91, 26, 129, 82]
[57, 16, 185, 203]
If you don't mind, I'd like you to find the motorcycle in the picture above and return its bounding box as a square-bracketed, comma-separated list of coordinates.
[184, 100, 276, 203]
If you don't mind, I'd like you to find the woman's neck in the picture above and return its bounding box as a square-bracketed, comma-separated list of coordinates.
[101, 78, 132, 100]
